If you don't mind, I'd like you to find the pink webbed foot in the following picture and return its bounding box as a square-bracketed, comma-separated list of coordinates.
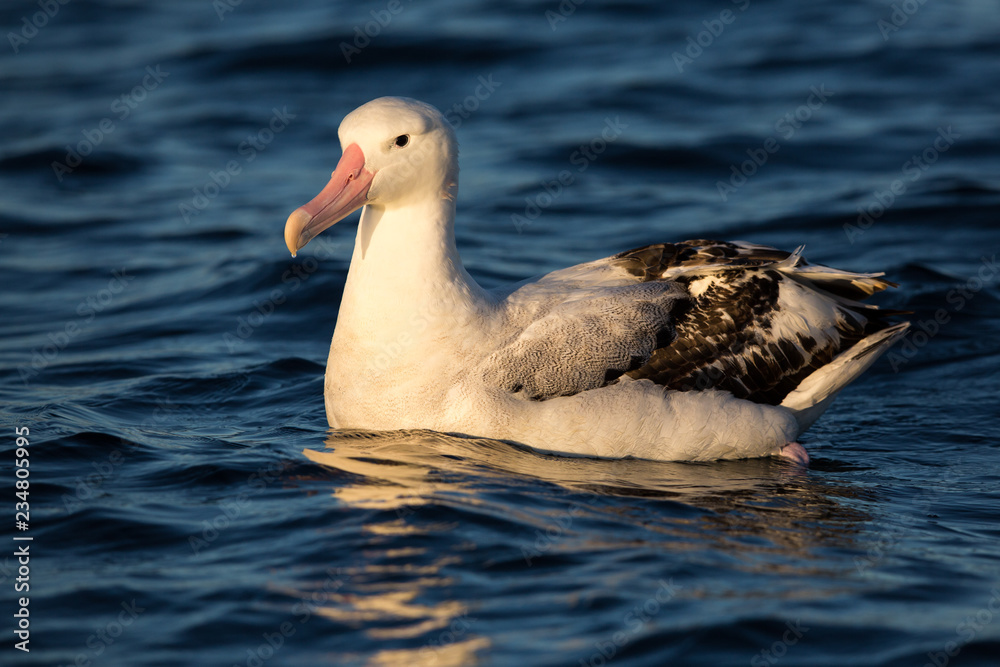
[777, 442, 810, 466]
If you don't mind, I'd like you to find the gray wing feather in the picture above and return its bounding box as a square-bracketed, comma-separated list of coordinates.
[482, 281, 686, 399]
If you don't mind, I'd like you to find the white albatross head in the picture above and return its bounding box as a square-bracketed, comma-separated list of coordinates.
[284, 96, 459, 256]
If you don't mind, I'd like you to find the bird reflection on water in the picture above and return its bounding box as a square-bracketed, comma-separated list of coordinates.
[287, 429, 873, 665]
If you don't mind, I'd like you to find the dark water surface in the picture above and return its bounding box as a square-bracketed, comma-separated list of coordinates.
[2, 1, 1000, 665]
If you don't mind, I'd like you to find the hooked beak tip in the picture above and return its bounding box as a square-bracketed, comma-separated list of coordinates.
[284, 207, 312, 256]
[283, 143, 372, 257]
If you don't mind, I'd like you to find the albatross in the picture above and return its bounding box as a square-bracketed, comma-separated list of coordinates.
[283, 96, 908, 464]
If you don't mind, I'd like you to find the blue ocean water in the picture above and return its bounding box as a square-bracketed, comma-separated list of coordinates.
[2, 0, 1000, 665]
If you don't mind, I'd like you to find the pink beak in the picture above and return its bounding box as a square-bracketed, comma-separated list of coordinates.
[284, 143, 374, 256]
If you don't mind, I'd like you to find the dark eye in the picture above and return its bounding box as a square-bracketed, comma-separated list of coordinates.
[394, 134, 409, 148]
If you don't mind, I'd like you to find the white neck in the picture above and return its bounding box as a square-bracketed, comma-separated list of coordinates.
[334, 196, 491, 355]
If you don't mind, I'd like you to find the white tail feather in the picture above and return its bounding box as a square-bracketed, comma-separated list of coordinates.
[781, 322, 910, 432]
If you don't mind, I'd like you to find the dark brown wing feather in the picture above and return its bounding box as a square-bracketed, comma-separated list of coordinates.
[612, 240, 900, 406]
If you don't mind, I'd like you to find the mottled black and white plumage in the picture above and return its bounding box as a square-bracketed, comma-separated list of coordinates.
[484, 239, 905, 409]
[616, 240, 903, 406]
[284, 97, 909, 462]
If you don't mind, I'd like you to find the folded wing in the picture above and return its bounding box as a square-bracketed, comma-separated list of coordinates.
[484, 239, 902, 406]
